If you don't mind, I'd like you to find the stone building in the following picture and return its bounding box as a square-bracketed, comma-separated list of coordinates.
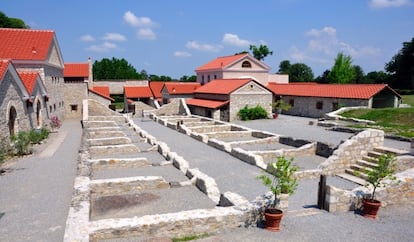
[267, 83, 402, 118]
[0, 28, 66, 121]
[186, 79, 273, 122]
[195, 53, 288, 86]
[160, 82, 201, 104]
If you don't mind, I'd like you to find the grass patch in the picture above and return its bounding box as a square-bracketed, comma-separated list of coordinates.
[341, 107, 414, 138]
[172, 233, 210, 242]
[402, 95, 414, 106]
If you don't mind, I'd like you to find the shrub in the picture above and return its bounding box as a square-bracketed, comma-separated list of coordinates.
[11, 131, 32, 156]
[50, 116, 61, 130]
[238, 105, 268, 120]
[0, 137, 13, 163]
[28, 128, 50, 144]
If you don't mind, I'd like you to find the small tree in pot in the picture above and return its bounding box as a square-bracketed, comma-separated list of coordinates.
[361, 153, 397, 219]
[256, 156, 298, 231]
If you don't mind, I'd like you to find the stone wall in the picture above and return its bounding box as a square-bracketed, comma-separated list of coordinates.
[229, 87, 272, 122]
[318, 129, 384, 175]
[64, 83, 88, 119]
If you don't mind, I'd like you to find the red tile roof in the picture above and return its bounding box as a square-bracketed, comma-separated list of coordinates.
[64, 63, 89, 77]
[149, 81, 166, 98]
[195, 53, 247, 71]
[18, 71, 39, 95]
[163, 82, 201, 94]
[267, 83, 397, 99]
[0, 28, 55, 61]
[186, 98, 229, 109]
[93, 86, 111, 98]
[195, 79, 252, 95]
[89, 87, 114, 101]
[124, 86, 153, 98]
[0, 59, 11, 79]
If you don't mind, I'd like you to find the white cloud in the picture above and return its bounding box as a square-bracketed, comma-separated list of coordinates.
[289, 26, 381, 72]
[369, 0, 410, 8]
[186, 41, 222, 52]
[174, 51, 192, 57]
[136, 28, 156, 40]
[103, 33, 126, 42]
[123, 11, 156, 27]
[86, 42, 118, 52]
[222, 33, 252, 47]
[80, 34, 95, 42]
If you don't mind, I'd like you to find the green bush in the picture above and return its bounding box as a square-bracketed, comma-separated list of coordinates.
[28, 128, 49, 144]
[11, 131, 32, 156]
[238, 105, 268, 120]
[0, 137, 13, 163]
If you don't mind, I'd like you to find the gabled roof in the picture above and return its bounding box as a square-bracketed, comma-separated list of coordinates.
[196, 53, 247, 71]
[149, 81, 166, 99]
[64, 63, 89, 77]
[186, 99, 229, 109]
[163, 82, 201, 95]
[124, 86, 153, 98]
[0, 59, 30, 99]
[92, 86, 111, 99]
[194, 79, 252, 95]
[0, 59, 10, 79]
[0, 28, 55, 61]
[267, 83, 400, 99]
[18, 71, 39, 95]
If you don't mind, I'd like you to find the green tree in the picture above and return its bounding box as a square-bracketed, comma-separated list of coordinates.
[288, 63, 314, 82]
[0, 11, 29, 28]
[314, 70, 331, 83]
[363, 71, 390, 84]
[353, 65, 365, 83]
[93, 57, 142, 80]
[180, 75, 197, 82]
[385, 37, 414, 89]
[278, 60, 291, 74]
[327, 52, 356, 83]
[140, 69, 149, 80]
[249, 44, 273, 61]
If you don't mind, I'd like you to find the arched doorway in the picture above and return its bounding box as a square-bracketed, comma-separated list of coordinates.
[8, 106, 17, 138]
[36, 99, 41, 127]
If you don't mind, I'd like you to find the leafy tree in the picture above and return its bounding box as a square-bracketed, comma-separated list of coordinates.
[288, 63, 314, 82]
[249, 44, 273, 61]
[149, 74, 172, 82]
[353, 65, 365, 83]
[385, 37, 414, 89]
[0, 11, 29, 28]
[315, 70, 330, 83]
[327, 52, 356, 84]
[93, 57, 142, 80]
[278, 60, 291, 74]
[140, 69, 149, 80]
[180, 75, 197, 82]
[363, 71, 390, 84]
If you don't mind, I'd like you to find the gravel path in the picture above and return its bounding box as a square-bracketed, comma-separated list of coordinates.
[0, 120, 82, 242]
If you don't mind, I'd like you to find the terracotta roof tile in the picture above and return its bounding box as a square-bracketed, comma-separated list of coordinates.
[92, 86, 111, 98]
[267, 83, 394, 99]
[195, 53, 247, 71]
[64, 63, 89, 77]
[0, 59, 11, 79]
[149, 81, 166, 98]
[18, 71, 39, 95]
[163, 82, 201, 94]
[0, 28, 54, 60]
[186, 98, 229, 109]
[124, 86, 153, 98]
[195, 79, 251, 95]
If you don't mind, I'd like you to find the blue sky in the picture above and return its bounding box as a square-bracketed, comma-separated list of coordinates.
[2, 0, 414, 79]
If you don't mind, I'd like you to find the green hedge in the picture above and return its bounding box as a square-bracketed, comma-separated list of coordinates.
[238, 105, 268, 120]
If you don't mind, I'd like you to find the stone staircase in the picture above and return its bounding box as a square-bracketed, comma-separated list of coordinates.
[337, 146, 407, 185]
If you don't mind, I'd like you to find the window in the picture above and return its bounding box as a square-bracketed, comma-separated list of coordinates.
[242, 61, 252, 68]
[332, 102, 339, 111]
[289, 99, 295, 107]
[71, 105, 78, 112]
[316, 101, 323, 110]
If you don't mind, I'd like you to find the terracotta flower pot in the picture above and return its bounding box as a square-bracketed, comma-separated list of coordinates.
[264, 208, 283, 231]
[362, 198, 381, 219]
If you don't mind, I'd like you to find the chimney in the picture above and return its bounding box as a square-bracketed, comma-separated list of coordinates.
[88, 57, 93, 88]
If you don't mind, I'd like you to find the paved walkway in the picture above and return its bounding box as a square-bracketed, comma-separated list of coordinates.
[0, 120, 82, 242]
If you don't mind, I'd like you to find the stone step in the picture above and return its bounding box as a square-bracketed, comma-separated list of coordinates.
[374, 146, 409, 156]
[367, 150, 383, 159]
[350, 163, 373, 173]
[356, 159, 378, 169]
[361, 155, 378, 163]
[345, 168, 368, 180]
[336, 173, 366, 186]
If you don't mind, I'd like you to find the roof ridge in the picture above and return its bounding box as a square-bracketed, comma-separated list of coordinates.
[0, 28, 54, 33]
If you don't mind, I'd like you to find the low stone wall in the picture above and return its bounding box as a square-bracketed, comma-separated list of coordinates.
[88, 157, 150, 170]
[87, 137, 131, 146]
[89, 144, 140, 157]
[318, 129, 384, 175]
[325, 168, 414, 212]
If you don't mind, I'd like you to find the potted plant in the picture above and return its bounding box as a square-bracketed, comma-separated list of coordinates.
[361, 153, 397, 219]
[256, 156, 298, 231]
[272, 99, 291, 118]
